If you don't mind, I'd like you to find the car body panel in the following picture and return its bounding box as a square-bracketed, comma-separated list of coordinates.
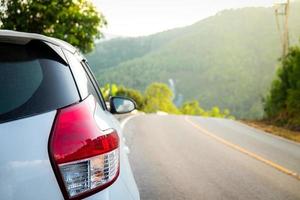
[0, 111, 63, 200]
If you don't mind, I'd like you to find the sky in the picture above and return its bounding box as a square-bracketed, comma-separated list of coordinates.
[92, 0, 280, 37]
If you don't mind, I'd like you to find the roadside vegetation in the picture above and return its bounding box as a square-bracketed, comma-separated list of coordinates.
[243, 120, 300, 143]
[242, 40, 300, 143]
[101, 82, 235, 119]
[263, 41, 300, 131]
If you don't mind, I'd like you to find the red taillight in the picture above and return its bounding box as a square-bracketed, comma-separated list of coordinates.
[49, 96, 120, 200]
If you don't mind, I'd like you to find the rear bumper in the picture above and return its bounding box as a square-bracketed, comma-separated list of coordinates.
[86, 175, 140, 200]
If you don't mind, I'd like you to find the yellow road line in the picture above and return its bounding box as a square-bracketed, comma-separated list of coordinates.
[185, 116, 300, 181]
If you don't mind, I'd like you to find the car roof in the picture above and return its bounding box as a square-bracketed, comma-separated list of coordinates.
[0, 30, 77, 53]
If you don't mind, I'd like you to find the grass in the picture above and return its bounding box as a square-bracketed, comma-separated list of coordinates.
[242, 120, 300, 143]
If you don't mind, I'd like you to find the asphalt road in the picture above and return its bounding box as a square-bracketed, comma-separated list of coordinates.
[122, 114, 300, 200]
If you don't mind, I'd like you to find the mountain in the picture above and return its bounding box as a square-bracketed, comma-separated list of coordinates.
[86, 27, 188, 74]
[86, 2, 300, 119]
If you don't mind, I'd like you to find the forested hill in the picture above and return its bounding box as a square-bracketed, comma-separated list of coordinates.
[86, 2, 300, 119]
[86, 26, 189, 74]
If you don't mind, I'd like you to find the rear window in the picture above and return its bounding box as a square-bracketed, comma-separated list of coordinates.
[0, 41, 80, 123]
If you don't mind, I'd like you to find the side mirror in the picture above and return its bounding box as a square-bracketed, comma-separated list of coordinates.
[109, 96, 136, 114]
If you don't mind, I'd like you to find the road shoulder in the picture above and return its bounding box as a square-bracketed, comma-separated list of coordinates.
[242, 120, 300, 144]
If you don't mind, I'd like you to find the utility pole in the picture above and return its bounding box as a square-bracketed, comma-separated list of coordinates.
[274, 0, 290, 58]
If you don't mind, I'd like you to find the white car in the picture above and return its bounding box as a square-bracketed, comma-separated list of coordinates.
[0, 30, 140, 200]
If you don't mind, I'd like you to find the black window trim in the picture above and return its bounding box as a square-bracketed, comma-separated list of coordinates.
[61, 49, 84, 101]
[81, 60, 108, 110]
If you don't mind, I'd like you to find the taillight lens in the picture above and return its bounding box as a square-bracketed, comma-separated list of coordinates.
[49, 96, 120, 199]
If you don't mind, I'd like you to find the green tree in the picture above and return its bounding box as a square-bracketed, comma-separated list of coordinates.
[0, 0, 106, 53]
[209, 107, 222, 117]
[116, 86, 144, 110]
[180, 100, 235, 119]
[100, 84, 110, 101]
[264, 41, 300, 129]
[180, 101, 205, 116]
[100, 84, 144, 109]
[223, 109, 235, 119]
[143, 83, 180, 114]
[100, 83, 118, 101]
[100, 82, 235, 118]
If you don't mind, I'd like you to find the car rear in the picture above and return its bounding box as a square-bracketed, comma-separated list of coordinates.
[0, 31, 139, 200]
